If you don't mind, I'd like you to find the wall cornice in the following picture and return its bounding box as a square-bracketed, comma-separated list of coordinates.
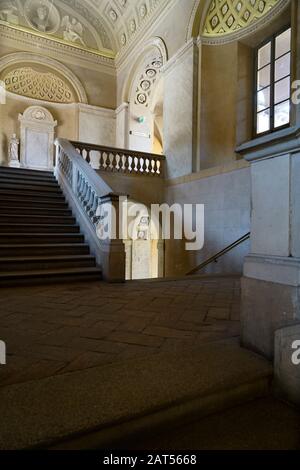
[0, 23, 116, 74]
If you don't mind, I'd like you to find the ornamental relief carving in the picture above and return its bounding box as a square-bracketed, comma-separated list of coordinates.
[2, 67, 75, 103]
[134, 54, 163, 107]
[0, 0, 166, 55]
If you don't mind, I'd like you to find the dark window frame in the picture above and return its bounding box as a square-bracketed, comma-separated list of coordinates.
[254, 25, 292, 137]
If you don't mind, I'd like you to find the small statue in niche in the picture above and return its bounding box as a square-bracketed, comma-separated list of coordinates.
[61, 16, 85, 46]
[8, 134, 20, 168]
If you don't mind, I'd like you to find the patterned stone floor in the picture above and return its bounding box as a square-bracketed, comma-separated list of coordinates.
[0, 276, 241, 387]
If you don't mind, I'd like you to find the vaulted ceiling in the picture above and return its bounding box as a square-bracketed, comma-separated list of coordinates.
[0, 0, 166, 57]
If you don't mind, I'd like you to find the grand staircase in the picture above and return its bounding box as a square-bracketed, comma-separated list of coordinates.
[0, 166, 102, 286]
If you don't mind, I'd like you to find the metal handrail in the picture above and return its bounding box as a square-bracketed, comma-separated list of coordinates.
[187, 232, 250, 276]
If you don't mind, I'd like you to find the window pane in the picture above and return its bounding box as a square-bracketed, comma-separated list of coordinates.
[276, 28, 291, 58]
[275, 53, 291, 81]
[257, 109, 270, 134]
[274, 100, 290, 128]
[257, 86, 270, 111]
[257, 65, 271, 90]
[275, 77, 290, 104]
[258, 42, 271, 69]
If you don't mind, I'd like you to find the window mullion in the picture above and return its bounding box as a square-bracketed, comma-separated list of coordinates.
[270, 36, 275, 131]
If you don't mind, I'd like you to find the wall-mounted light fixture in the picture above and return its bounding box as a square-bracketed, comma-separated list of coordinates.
[137, 116, 146, 124]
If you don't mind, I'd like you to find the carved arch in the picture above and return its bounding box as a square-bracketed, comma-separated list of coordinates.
[122, 37, 168, 104]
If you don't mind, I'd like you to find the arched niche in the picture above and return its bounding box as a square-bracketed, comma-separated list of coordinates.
[18, 106, 57, 170]
[0, 52, 88, 104]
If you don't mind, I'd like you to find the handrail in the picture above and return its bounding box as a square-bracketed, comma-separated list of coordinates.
[54, 138, 126, 281]
[187, 232, 250, 276]
[70, 140, 165, 177]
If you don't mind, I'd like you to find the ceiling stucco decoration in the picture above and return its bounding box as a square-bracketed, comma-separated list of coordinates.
[200, 0, 289, 43]
[0, 0, 168, 59]
[2, 67, 75, 103]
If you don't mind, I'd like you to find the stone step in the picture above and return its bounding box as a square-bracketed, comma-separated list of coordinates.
[0, 166, 54, 178]
[0, 196, 68, 208]
[0, 189, 65, 200]
[0, 266, 102, 288]
[0, 214, 76, 225]
[0, 339, 272, 450]
[0, 255, 96, 271]
[0, 224, 80, 234]
[0, 182, 62, 193]
[0, 244, 90, 257]
[0, 206, 72, 217]
[0, 173, 57, 185]
[0, 233, 85, 244]
[0, 166, 101, 286]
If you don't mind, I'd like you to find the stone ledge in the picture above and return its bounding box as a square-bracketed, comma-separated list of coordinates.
[0, 338, 272, 450]
[166, 160, 249, 187]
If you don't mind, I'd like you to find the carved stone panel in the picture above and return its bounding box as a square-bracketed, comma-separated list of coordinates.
[18, 106, 57, 170]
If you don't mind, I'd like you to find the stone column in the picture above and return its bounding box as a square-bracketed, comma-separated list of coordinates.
[239, 134, 300, 360]
[162, 38, 199, 178]
[98, 193, 126, 283]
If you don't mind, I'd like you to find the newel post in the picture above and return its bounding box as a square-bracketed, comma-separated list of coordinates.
[98, 193, 126, 283]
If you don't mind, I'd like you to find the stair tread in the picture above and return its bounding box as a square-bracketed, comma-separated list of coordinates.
[0, 167, 101, 285]
[0, 243, 89, 248]
[0, 166, 53, 176]
[0, 214, 74, 219]
[0, 223, 79, 228]
[0, 266, 102, 278]
[0, 175, 57, 184]
[0, 255, 94, 262]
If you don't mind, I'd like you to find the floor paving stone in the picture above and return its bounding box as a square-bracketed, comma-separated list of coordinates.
[0, 276, 241, 386]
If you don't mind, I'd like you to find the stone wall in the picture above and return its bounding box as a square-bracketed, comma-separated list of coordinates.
[165, 163, 251, 276]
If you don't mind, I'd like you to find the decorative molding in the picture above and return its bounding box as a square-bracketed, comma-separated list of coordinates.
[186, 0, 204, 41]
[0, 52, 88, 104]
[115, 0, 173, 69]
[0, 22, 116, 71]
[115, 102, 129, 116]
[78, 103, 116, 119]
